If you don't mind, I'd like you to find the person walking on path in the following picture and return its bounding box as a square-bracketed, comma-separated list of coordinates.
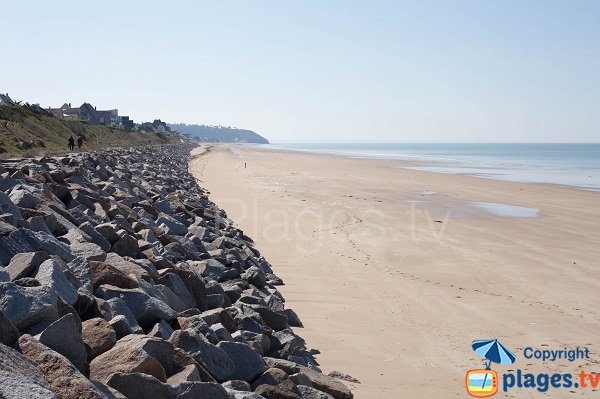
[77, 135, 84, 150]
[67, 136, 75, 151]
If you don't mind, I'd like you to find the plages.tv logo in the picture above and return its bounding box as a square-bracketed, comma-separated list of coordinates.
[466, 339, 516, 397]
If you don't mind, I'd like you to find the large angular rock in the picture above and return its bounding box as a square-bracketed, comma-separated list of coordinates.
[96, 285, 177, 328]
[91, 261, 139, 289]
[167, 364, 203, 389]
[264, 357, 300, 375]
[107, 372, 175, 399]
[296, 366, 353, 399]
[156, 272, 196, 309]
[156, 214, 188, 236]
[0, 342, 56, 399]
[67, 256, 93, 292]
[168, 267, 207, 311]
[111, 233, 141, 258]
[169, 329, 235, 382]
[9, 189, 42, 209]
[195, 258, 227, 281]
[90, 338, 167, 384]
[34, 259, 79, 305]
[71, 241, 107, 262]
[81, 317, 117, 360]
[104, 253, 151, 281]
[79, 221, 111, 252]
[176, 382, 231, 399]
[17, 335, 109, 399]
[251, 368, 302, 399]
[0, 283, 58, 330]
[0, 191, 22, 219]
[0, 311, 20, 347]
[247, 304, 288, 332]
[5, 251, 50, 280]
[217, 341, 268, 382]
[242, 266, 266, 289]
[101, 297, 144, 334]
[296, 385, 335, 399]
[36, 313, 89, 376]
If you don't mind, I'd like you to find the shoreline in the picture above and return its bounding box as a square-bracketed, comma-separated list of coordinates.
[251, 143, 600, 192]
[190, 143, 600, 398]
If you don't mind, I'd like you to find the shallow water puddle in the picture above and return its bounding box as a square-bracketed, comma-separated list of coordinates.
[470, 201, 539, 218]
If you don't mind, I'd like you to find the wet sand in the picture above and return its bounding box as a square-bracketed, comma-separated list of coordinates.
[189, 144, 600, 398]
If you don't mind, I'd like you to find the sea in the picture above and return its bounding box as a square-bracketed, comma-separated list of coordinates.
[265, 143, 600, 191]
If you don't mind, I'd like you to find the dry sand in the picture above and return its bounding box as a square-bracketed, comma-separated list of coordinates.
[189, 144, 600, 398]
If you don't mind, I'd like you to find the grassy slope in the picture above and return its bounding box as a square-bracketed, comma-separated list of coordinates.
[0, 105, 183, 156]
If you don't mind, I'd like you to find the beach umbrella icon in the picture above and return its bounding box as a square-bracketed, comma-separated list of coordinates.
[472, 339, 516, 369]
[472, 339, 516, 390]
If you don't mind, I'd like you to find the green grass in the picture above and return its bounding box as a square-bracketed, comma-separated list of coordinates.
[0, 104, 184, 157]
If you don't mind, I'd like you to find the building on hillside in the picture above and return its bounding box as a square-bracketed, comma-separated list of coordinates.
[48, 102, 118, 126]
[117, 116, 134, 130]
[0, 93, 15, 105]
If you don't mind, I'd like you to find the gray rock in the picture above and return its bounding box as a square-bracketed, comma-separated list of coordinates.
[34, 230, 76, 261]
[0, 311, 20, 347]
[107, 372, 175, 399]
[217, 341, 268, 382]
[82, 317, 117, 360]
[327, 371, 360, 384]
[96, 285, 177, 328]
[0, 342, 56, 399]
[244, 304, 288, 331]
[154, 200, 172, 214]
[212, 322, 233, 342]
[296, 385, 335, 399]
[36, 313, 89, 376]
[34, 259, 79, 305]
[67, 256, 93, 291]
[18, 335, 110, 399]
[290, 372, 313, 387]
[102, 297, 144, 334]
[157, 213, 188, 236]
[104, 252, 151, 281]
[296, 366, 353, 399]
[111, 233, 141, 258]
[156, 284, 188, 312]
[9, 189, 42, 209]
[148, 319, 175, 340]
[169, 329, 235, 382]
[108, 315, 133, 338]
[242, 266, 266, 289]
[0, 191, 23, 219]
[95, 223, 120, 245]
[167, 364, 203, 392]
[0, 283, 58, 330]
[90, 340, 167, 384]
[27, 216, 52, 234]
[176, 382, 230, 399]
[284, 308, 304, 327]
[195, 258, 227, 281]
[157, 273, 196, 310]
[222, 379, 251, 391]
[80, 221, 112, 251]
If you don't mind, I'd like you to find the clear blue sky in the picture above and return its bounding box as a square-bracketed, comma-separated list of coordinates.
[1, 1, 599, 142]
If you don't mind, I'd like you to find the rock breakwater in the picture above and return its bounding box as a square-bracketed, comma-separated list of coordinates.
[0, 145, 353, 399]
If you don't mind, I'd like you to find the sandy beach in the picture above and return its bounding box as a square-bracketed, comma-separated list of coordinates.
[189, 144, 600, 398]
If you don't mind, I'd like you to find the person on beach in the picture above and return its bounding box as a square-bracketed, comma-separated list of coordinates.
[67, 136, 75, 151]
[77, 135, 84, 150]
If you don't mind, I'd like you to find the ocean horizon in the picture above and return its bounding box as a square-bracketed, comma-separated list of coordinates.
[265, 142, 600, 191]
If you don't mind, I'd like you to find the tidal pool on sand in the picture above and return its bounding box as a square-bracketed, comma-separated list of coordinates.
[470, 202, 540, 218]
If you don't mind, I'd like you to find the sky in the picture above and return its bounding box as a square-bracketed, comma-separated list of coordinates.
[1, 1, 599, 142]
